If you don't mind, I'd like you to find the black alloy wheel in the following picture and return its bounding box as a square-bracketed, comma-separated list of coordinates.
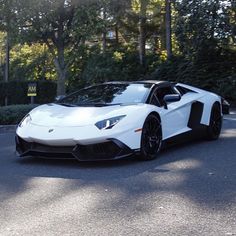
[206, 103, 222, 140]
[140, 114, 162, 160]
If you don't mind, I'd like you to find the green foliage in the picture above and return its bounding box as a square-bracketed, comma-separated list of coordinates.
[10, 43, 56, 81]
[0, 80, 56, 106]
[0, 0, 235, 103]
[0, 104, 38, 125]
[81, 51, 133, 84]
[175, 0, 232, 59]
[0, 0, 19, 42]
[152, 49, 236, 101]
[15, 0, 108, 95]
[66, 45, 97, 92]
[81, 48, 161, 85]
[158, 0, 236, 102]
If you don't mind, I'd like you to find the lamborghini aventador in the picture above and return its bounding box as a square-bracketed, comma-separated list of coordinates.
[16, 81, 223, 161]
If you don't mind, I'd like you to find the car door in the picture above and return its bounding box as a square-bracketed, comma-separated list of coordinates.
[150, 84, 193, 140]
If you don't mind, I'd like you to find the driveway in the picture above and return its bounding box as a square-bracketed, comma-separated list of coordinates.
[0, 113, 235, 236]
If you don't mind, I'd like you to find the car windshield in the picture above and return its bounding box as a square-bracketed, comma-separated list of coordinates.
[58, 83, 152, 106]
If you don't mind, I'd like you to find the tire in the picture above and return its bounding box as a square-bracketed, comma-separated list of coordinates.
[139, 114, 162, 161]
[206, 103, 222, 140]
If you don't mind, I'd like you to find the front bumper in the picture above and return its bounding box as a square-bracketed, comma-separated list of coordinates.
[15, 135, 134, 161]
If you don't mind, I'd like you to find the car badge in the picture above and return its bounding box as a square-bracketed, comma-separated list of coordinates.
[48, 129, 54, 133]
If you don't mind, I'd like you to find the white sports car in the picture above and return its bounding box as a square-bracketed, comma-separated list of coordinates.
[16, 81, 223, 161]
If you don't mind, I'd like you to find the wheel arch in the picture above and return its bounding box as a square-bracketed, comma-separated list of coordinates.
[213, 101, 221, 109]
[206, 101, 222, 125]
[146, 111, 163, 138]
[199, 94, 222, 126]
[148, 111, 161, 123]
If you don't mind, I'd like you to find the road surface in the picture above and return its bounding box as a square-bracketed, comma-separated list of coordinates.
[0, 113, 236, 236]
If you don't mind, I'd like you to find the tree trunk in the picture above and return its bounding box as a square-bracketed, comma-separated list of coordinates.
[55, 3, 67, 96]
[102, 7, 107, 53]
[139, 0, 148, 67]
[115, 23, 119, 45]
[54, 44, 66, 96]
[102, 32, 107, 53]
[161, 10, 166, 51]
[165, 0, 172, 59]
[4, 31, 10, 106]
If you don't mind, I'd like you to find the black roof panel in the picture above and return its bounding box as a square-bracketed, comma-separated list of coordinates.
[103, 80, 169, 86]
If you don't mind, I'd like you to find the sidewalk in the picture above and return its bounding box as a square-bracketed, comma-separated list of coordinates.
[0, 125, 17, 133]
[224, 110, 236, 121]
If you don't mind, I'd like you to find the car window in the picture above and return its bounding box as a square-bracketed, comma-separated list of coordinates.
[151, 86, 177, 107]
[175, 85, 195, 95]
[59, 83, 152, 106]
[150, 93, 161, 106]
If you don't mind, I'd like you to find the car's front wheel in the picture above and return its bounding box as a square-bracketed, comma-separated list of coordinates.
[139, 114, 162, 161]
[206, 103, 222, 140]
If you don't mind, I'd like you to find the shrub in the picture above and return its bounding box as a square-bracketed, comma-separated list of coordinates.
[0, 104, 38, 125]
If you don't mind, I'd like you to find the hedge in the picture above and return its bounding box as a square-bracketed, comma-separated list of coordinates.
[0, 80, 57, 106]
[0, 104, 38, 125]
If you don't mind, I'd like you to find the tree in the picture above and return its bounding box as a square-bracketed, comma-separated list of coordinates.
[16, 0, 101, 96]
[90, 0, 132, 52]
[128, 0, 165, 66]
[108, 0, 132, 46]
[10, 43, 55, 81]
[165, 0, 172, 59]
[175, 0, 233, 59]
[0, 0, 18, 105]
[139, 0, 149, 66]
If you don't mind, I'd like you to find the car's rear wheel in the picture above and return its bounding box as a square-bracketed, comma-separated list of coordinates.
[139, 114, 162, 161]
[206, 103, 222, 140]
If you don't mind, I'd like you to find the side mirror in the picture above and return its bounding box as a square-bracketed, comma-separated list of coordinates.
[163, 94, 181, 109]
[55, 95, 66, 102]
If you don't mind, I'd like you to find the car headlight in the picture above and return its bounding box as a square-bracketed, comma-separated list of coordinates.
[95, 115, 126, 130]
[19, 114, 32, 128]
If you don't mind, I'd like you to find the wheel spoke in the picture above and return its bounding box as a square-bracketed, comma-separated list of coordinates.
[153, 124, 161, 134]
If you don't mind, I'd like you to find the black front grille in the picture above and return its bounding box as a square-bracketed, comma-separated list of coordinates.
[16, 135, 75, 159]
[73, 141, 122, 161]
[16, 135, 133, 161]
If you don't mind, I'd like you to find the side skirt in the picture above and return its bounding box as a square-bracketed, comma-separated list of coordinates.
[162, 125, 208, 149]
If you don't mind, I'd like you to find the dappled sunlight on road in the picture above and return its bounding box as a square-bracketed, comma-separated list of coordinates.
[221, 128, 236, 137]
[0, 115, 236, 235]
[156, 158, 202, 171]
[0, 178, 110, 235]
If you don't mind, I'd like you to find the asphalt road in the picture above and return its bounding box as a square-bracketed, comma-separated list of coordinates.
[0, 114, 236, 236]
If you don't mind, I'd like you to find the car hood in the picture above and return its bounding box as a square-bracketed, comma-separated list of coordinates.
[29, 103, 145, 127]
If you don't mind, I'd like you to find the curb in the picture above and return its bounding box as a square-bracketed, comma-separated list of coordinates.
[0, 125, 17, 133]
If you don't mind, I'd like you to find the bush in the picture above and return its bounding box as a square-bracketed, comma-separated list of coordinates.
[0, 104, 38, 125]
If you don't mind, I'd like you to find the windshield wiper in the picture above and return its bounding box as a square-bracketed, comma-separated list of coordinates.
[76, 103, 121, 107]
[92, 103, 110, 107]
[57, 103, 76, 107]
